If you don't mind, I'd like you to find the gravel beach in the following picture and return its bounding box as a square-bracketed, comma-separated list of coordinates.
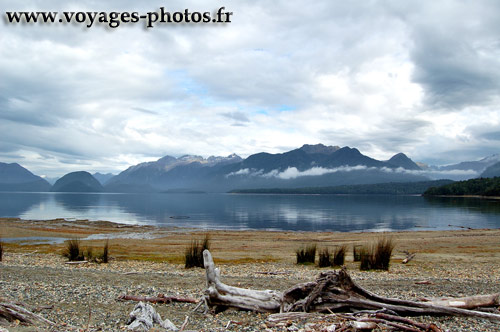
[1, 218, 499, 331]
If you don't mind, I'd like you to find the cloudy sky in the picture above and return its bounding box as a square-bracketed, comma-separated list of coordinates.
[1, 0, 500, 177]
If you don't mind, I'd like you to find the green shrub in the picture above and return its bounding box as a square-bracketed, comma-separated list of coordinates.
[332, 245, 347, 266]
[296, 244, 316, 264]
[63, 238, 84, 261]
[185, 234, 210, 268]
[318, 248, 331, 267]
[359, 238, 395, 271]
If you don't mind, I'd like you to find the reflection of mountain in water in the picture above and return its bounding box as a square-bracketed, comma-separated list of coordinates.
[0, 192, 51, 217]
[52, 193, 103, 213]
[96, 194, 455, 231]
[2, 193, 500, 231]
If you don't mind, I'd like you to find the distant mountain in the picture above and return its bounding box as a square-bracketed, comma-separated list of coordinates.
[300, 143, 340, 155]
[481, 161, 500, 178]
[105, 154, 243, 192]
[0, 162, 51, 192]
[386, 153, 421, 170]
[44, 177, 59, 185]
[93, 172, 115, 185]
[105, 145, 428, 193]
[438, 154, 500, 173]
[51, 171, 103, 192]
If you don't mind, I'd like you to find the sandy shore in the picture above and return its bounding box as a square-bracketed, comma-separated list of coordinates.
[1, 218, 500, 331]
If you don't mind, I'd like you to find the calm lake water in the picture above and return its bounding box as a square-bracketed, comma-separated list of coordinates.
[1, 192, 499, 232]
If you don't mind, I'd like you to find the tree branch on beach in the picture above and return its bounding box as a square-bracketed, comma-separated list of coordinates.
[118, 294, 198, 304]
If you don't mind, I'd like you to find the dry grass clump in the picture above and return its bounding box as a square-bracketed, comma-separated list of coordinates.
[318, 245, 347, 267]
[332, 245, 347, 266]
[102, 239, 109, 263]
[359, 237, 395, 271]
[296, 244, 316, 264]
[63, 238, 84, 261]
[318, 248, 331, 267]
[185, 234, 210, 268]
[63, 238, 110, 263]
[0, 238, 3, 262]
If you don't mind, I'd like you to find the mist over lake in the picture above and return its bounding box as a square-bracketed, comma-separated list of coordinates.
[1, 192, 499, 232]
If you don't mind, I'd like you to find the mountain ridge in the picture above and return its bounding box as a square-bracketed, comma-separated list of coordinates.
[104, 144, 427, 192]
[1, 144, 499, 193]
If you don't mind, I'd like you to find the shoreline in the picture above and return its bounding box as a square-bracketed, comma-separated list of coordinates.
[1, 217, 500, 264]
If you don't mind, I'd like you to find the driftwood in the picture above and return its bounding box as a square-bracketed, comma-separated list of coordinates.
[126, 301, 178, 331]
[64, 260, 88, 265]
[281, 268, 500, 321]
[202, 249, 500, 325]
[0, 302, 55, 326]
[402, 251, 416, 264]
[424, 293, 500, 309]
[203, 250, 282, 312]
[119, 294, 198, 304]
[256, 271, 290, 275]
[267, 312, 318, 323]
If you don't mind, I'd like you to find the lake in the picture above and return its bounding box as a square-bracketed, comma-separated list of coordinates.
[0, 192, 499, 232]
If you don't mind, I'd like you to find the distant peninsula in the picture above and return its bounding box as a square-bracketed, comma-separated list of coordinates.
[230, 180, 454, 195]
[423, 177, 500, 197]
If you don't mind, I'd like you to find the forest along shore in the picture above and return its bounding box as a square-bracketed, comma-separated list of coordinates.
[1, 218, 500, 331]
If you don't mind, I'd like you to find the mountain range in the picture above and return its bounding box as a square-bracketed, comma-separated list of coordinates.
[1, 144, 499, 193]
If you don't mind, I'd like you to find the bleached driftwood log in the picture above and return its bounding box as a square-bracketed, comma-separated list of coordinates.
[425, 293, 500, 309]
[0, 302, 55, 326]
[203, 249, 282, 312]
[126, 301, 178, 331]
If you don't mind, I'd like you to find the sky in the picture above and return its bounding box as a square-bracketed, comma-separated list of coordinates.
[1, 0, 500, 178]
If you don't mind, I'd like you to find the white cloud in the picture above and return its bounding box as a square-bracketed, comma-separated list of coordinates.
[226, 165, 481, 182]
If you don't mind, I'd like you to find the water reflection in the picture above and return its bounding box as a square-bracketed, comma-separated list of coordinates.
[0, 192, 498, 231]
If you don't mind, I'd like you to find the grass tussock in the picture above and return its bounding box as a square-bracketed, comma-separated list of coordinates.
[318, 248, 331, 267]
[296, 244, 316, 265]
[332, 245, 347, 266]
[63, 238, 84, 261]
[102, 239, 109, 263]
[63, 238, 110, 263]
[359, 237, 395, 271]
[185, 234, 211, 268]
[318, 245, 347, 267]
[0, 238, 3, 262]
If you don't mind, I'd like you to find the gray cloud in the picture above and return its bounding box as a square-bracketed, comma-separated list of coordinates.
[405, 2, 500, 110]
[220, 112, 250, 123]
[0, 0, 499, 176]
